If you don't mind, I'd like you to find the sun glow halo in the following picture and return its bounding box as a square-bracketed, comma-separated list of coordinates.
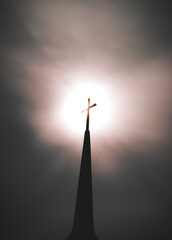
[61, 82, 111, 134]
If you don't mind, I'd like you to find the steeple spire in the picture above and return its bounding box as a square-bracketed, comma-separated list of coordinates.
[66, 98, 99, 240]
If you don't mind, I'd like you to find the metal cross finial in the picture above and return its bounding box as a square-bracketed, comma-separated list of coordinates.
[81, 98, 97, 131]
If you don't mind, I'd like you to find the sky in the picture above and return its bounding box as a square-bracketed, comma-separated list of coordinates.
[1, 0, 172, 239]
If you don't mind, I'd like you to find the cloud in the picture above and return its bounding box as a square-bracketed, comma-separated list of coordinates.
[1, 1, 172, 239]
[1, 0, 171, 174]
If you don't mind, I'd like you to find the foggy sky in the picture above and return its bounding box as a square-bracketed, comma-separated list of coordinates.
[1, 1, 172, 240]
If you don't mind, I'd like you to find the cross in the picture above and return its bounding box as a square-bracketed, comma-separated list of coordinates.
[81, 98, 97, 131]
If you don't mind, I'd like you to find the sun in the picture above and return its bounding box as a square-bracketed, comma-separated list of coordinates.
[60, 82, 112, 134]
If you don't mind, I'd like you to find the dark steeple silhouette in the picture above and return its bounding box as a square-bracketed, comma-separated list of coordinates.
[66, 98, 99, 240]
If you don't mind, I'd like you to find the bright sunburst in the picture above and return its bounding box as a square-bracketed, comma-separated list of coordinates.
[61, 82, 112, 134]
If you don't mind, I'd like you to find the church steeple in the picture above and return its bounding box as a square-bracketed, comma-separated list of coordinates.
[66, 99, 99, 240]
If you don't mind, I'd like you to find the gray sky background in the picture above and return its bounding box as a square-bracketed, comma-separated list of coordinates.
[1, 0, 172, 240]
